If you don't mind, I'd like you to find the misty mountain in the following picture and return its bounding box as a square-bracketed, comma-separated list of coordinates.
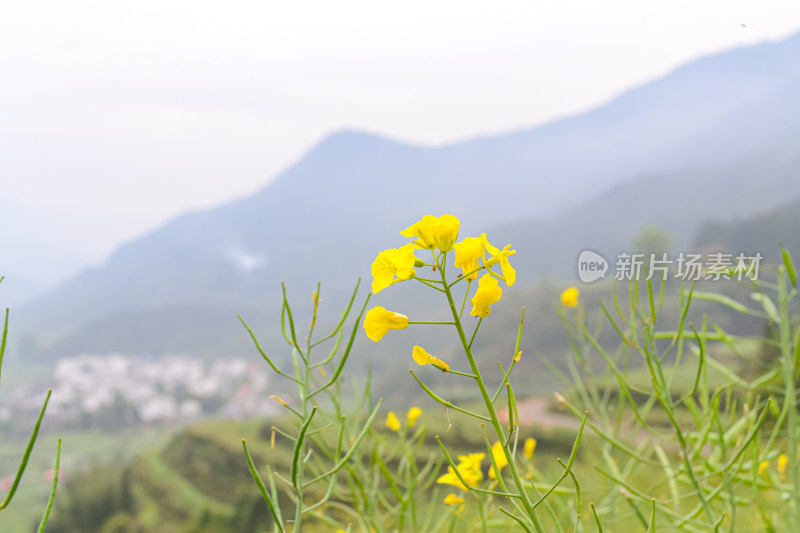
[13, 31, 800, 360]
[494, 140, 800, 282]
[0, 201, 101, 307]
[692, 195, 800, 263]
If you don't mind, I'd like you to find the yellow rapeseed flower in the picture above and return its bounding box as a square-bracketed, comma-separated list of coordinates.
[453, 236, 484, 280]
[481, 234, 516, 287]
[386, 411, 401, 432]
[758, 460, 770, 475]
[363, 306, 409, 342]
[458, 452, 485, 469]
[436, 469, 466, 490]
[470, 273, 502, 318]
[444, 493, 464, 505]
[407, 407, 423, 427]
[489, 441, 508, 479]
[400, 214, 460, 252]
[561, 287, 579, 308]
[412, 345, 450, 372]
[524, 437, 537, 459]
[370, 243, 417, 294]
[437, 453, 484, 490]
[778, 453, 789, 474]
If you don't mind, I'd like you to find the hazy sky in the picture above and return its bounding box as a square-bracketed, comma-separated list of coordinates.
[2, 0, 800, 288]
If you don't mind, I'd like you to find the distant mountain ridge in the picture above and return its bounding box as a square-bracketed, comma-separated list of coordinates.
[15, 30, 800, 360]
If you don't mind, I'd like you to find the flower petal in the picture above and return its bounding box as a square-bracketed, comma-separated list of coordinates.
[363, 306, 409, 342]
[470, 274, 502, 318]
[454, 237, 484, 280]
[412, 346, 450, 371]
[400, 214, 460, 252]
[370, 243, 417, 294]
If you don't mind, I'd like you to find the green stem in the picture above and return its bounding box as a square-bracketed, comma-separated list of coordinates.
[413, 276, 444, 284]
[37, 438, 61, 533]
[415, 278, 446, 292]
[437, 252, 545, 532]
[409, 370, 490, 421]
[778, 268, 800, 524]
[469, 318, 483, 349]
[459, 279, 472, 318]
[445, 369, 477, 379]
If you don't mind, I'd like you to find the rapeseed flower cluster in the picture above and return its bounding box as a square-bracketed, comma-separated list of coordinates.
[400, 214, 461, 252]
[438, 453, 484, 491]
[363, 214, 516, 344]
[363, 214, 544, 516]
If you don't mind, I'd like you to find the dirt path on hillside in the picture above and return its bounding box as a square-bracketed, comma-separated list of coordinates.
[498, 397, 582, 431]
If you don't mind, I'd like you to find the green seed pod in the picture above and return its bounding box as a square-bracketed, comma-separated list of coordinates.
[781, 243, 797, 287]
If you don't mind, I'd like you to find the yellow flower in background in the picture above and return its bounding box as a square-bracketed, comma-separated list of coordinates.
[370, 243, 417, 294]
[524, 438, 537, 459]
[436, 469, 466, 491]
[458, 452, 485, 468]
[400, 214, 460, 252]
[407, 407, 422, 427]
[443, 493, 464, 506]
[470, 273, 502, 318]
[561, 287, 579, 308]
[437, 453, 484, 490]
[489, 441, 509, 479]
[363, 306, 409, 342]
[778, 454, 789, 474]
[758, 460, 770, 475]
[386, 411, 401, 432]
[481, 234, 516, 287]
[453, 237, 484, 280]
[457, 453, 485, 485]
[412, 345, 450, 372]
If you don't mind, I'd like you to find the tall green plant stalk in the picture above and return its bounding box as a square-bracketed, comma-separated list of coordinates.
[364, 216, 589, 531]
[0, 277, 61, 531]
[240, 280, 382, 532]
[776, 258, 800, 525]
[436, 251, 546, 531]
[397, 248, 588, 531]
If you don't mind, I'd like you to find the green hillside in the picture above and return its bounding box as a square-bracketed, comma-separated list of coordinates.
[44, 408, 569, 533]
